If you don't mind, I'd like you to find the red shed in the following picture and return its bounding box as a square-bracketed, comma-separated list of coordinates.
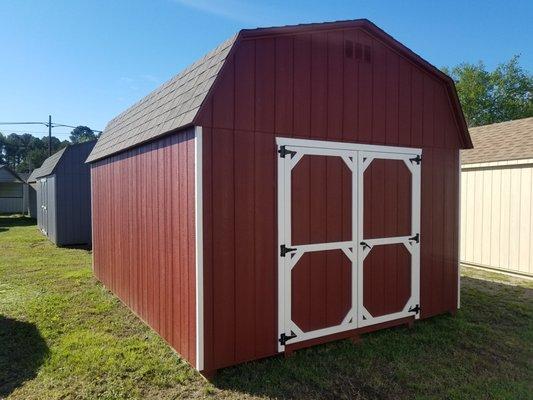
[87, 19, 473, 376]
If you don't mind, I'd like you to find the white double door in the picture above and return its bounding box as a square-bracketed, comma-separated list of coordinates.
[277, 137, 421, 350]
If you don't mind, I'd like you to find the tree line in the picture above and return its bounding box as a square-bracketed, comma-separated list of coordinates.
[443, 55, 532, 127]
[0, 126, 98, 173]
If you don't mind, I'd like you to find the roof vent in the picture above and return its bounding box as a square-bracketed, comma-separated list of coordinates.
[345, 40, 371, 63]
[364, 45, 372, 63]
[354, 42, 362, 60]
[345, 40, 353, 58]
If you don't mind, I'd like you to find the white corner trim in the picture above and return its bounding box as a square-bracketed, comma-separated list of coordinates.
[194, 126, 204, 371]
[457, 151, 461, 309]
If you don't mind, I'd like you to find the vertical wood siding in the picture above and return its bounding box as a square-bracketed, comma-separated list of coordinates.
[198, 28, 462, 370]
[91, 128, 196, 366]
[461, 160, 533, 276]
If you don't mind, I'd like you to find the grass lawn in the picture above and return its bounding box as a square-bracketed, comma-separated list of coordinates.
[1, 215, 532, 399]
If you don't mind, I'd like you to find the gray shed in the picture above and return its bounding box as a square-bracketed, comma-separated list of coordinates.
[30, 141, 96, 246]
[0, 165, 26, 214]
[26, 169, 40, 218]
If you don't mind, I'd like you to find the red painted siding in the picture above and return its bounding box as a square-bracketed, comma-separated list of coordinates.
[91, 128, 196, 366]
[198, 27, 461, 370]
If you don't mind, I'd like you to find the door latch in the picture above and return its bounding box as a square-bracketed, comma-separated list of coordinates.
[360, 241, 372, 251]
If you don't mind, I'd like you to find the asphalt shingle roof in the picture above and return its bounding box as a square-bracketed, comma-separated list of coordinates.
[86, 35, 237, 163]
[32, 147, 67, 179]
[462, 117, 533, 164]
[27, 168, 42, 183]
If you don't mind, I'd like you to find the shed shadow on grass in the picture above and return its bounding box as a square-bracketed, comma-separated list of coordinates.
[0, 215, 36, 229]
[213, 276, 533, 400]
[0, 316, 49, 397]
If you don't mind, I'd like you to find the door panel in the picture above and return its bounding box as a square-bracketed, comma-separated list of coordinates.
[363, 243, 411, 317]
[291, 249, 352, 332]
[357, 151, 421, 328]
[363, 159, 412, 239]
[291, 155, 352, 245]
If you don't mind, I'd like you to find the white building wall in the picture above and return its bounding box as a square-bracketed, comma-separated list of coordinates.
[461, 158, 533, 276]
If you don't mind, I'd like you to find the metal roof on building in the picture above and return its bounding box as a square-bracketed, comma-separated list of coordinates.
[462, 117, 533, 164]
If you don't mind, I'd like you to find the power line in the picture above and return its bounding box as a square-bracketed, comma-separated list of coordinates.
[0, 129, 73, 135]
[0, 121, 103, 133]
[0, 117, 103, 156]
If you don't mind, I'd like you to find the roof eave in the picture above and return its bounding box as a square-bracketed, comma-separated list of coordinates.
[85, 123, 196, 164]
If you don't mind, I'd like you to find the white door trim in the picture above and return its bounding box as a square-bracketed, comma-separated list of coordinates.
[356, 150, 421, 328]
[277, 139, 358, 351]
[277, 137, 422, 351]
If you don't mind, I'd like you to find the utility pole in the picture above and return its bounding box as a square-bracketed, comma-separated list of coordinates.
[48, 115, 52, 156]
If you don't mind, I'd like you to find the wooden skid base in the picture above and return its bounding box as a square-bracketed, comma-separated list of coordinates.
[285, 316, 414, 353]
[200, 369, 217, 381]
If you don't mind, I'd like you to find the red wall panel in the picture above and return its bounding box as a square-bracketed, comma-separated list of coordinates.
[91, 128, 196, 367]
[199, 27, 461, 370]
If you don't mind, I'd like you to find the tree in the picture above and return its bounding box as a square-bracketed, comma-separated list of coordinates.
[0, 132, 68, 172]
[443, 55, 533, 127]
[0, 133, 6, 165]
[69, 126, 97, 143]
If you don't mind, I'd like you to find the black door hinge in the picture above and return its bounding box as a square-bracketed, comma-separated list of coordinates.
[279, 331, 297, 345]
[278, 145, 297, 159]
[360, 241, 372, 251]
[409, 233, 420, 243]
[280, 244, 297, 257]
[409, 155, 422, 165]
[409, 304, 421, 314]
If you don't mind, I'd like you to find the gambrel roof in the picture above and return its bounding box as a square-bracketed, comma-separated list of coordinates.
[88, 19, 472, 163]
[87, 35, 237, 162]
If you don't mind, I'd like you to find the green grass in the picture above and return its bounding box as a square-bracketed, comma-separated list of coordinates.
[1, 215, 532, 399]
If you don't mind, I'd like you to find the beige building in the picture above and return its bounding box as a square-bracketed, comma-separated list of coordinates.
[461, 117, 533, 277]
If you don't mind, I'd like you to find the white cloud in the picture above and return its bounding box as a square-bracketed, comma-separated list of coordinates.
[172, 0, 274, 25]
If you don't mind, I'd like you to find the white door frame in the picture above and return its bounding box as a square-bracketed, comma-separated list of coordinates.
[40, 178, 48, 235]
[356, 150, 421, 328]
[277, 137, 422, 351]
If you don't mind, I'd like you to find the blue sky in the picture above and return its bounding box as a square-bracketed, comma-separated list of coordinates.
[0, 0, 531, 139]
